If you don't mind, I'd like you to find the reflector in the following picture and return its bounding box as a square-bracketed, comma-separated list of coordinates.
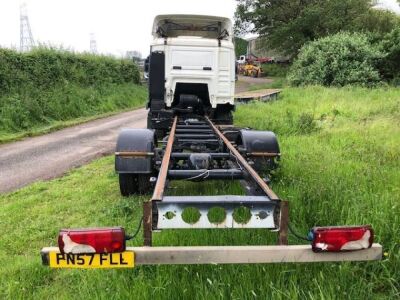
[310, 225, 373, 252]
[58, 227, 126, 254]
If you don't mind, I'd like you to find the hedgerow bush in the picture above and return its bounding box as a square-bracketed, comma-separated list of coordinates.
[288, 32, 384, 86]
[0, 47, 144, 135]
[0, 47, 140, 93]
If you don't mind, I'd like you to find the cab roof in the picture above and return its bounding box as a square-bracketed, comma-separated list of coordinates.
[152, 14, 233, 40]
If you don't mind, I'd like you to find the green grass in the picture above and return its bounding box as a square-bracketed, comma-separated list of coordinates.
[0, 83, 147, 143]
[1, 86, 400, 299]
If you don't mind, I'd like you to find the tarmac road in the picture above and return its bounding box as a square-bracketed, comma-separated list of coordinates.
[0, 109, 147, 194]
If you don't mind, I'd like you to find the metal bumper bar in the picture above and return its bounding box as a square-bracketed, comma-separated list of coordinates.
[41, 244, 382, 266]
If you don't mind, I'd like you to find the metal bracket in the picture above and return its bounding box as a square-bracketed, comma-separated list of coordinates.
[154, 196, 280, 229]
[278, 200, 289, 245]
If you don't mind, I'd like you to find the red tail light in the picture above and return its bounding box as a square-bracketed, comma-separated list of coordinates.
[58, 227, 126, 254]
[311, 225, 373, 252]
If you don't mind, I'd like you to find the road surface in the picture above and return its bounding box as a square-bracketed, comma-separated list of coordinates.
[0, 109, 147, 193]
[0, 77, 273, 194]
[235, 75, 274, 93]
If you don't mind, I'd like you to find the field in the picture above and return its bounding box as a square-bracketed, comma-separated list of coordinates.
[1, 86, 399, 299]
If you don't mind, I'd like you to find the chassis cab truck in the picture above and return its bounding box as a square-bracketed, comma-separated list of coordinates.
[146, 15, 236, 137]
[40, 15, 382, 269]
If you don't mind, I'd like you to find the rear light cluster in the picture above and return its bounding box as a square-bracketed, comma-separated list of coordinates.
[58, 227, 126, 254]
[56, 225, 374, 254]
[310, 225, 373, 252]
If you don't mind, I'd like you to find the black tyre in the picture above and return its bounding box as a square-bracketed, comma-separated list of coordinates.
[119, 174, 153, 196]
[119, 174, 138, 196]
[137, 174, 153, 194]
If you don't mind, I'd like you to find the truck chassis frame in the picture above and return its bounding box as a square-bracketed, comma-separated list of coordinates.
[124, 116, 288, 246]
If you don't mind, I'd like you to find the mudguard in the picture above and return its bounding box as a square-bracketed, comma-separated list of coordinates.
[115, 129, 156, 174]
[237, 130, 280, 172]
[238, 130, 280, 154]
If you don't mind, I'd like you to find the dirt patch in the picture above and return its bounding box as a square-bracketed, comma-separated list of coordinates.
[235, 76, 274, 93]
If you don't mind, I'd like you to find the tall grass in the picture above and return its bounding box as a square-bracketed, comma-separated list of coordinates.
[0, 86, 399, 299]
[0, 48, 145, 138]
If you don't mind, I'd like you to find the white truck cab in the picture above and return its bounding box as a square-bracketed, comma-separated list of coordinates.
[146, 15, 236, 136]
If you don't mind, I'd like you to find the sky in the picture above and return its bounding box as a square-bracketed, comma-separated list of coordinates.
[1, 0, 399, 57]
[374, 0, 400, 13]
[0, 0, 237, 56]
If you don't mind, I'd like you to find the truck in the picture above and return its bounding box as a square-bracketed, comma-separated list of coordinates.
[144, 15, 236, 139]
[40, 15, 382, 269]
[237, 54, 273, 65]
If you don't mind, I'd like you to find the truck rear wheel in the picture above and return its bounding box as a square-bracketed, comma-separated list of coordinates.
[119, 174, 152, 196]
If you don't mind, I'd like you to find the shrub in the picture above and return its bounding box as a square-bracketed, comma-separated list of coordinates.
[288, 32, 384, 87]
[0, 47, 140, 95]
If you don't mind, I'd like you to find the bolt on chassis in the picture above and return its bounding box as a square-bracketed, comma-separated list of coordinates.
[41, 112, 382, 268]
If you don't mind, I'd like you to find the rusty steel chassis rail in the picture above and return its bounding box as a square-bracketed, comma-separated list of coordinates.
[142, 116, 288, 247]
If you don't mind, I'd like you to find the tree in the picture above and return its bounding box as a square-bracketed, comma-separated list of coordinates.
[234, 37, 248, 57]
[234, 0, 398, 57]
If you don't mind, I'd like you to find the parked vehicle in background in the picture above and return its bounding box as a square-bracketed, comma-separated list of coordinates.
[237, 54, 274, 65]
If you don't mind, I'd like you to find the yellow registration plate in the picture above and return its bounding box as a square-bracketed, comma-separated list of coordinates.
[48, 251, 134, 269]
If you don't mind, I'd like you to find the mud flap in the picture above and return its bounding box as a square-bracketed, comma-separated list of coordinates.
[115, 129, 156, 174]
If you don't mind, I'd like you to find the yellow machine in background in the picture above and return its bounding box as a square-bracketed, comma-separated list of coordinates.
[238, 62, 263, 78]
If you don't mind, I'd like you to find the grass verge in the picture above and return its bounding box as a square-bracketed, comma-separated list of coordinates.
[0, 83, 147, 143]
[1, 86, 399, 299]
